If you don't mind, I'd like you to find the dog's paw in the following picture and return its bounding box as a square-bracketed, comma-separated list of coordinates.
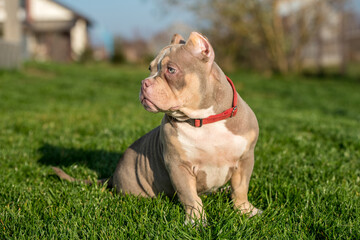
[247, 208, 263, 218]
[236, 202, 263, 218]
[184, 216, 207, 227]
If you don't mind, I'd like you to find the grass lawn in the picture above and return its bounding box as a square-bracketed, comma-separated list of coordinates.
[0, 62, 359, 239]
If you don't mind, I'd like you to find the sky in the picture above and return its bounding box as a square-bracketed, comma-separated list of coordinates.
[56, 0, 360, 52]
[57, 0, 196, 41]
[57, 0, 360, 37]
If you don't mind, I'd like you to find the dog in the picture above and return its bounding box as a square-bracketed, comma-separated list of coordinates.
[53, 32, 261, 224]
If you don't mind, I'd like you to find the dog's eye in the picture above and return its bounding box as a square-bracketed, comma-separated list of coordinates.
[148, 65, 151, 71]
[167, 66, 176, 74]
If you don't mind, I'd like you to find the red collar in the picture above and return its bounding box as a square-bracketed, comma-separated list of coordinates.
[169, 76, 238, 127]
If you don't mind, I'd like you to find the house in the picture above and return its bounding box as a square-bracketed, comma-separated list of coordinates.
[279, 0, 360, 68]
[0, 0, 22, 68]
[0, 0, 91, 63]
[279, 0, 344, 68]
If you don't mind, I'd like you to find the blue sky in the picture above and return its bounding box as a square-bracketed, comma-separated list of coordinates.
[57, 0, 196, 40]
[57, 0, 360, 49]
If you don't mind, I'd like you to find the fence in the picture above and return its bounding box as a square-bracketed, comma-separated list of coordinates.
[0, 39, 22, 69]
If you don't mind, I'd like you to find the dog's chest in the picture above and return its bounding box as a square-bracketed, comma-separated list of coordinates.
[176, 120, 248, 192]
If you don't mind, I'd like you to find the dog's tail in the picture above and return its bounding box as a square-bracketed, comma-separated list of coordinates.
[51, 167, 112, 188]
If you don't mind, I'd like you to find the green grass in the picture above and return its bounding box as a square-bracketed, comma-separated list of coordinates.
[0, 62, 359, 239]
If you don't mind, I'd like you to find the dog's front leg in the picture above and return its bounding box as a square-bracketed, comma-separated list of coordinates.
[166, 162, 206, 225]
[231, 150, 261, 217]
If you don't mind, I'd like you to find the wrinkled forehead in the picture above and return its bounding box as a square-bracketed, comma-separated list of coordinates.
[150, 44, 187, 67]
[150, 46, 170, 67]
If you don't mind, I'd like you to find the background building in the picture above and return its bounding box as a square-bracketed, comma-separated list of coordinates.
[0, 0, 91, 68]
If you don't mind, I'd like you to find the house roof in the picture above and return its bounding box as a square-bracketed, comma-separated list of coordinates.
[52, 0, 93, 26]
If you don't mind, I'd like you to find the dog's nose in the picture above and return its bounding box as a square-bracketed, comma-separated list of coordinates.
[142, 78, 152, 88]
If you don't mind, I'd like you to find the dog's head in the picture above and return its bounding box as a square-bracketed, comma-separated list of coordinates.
[139, 32, 216, 119]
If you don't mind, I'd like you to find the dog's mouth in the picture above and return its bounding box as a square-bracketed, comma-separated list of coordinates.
[139, 92, 160, 113]
[140, 95, 182, 114]
[141, 97, 159, 113]
[139, 87, 182, 113]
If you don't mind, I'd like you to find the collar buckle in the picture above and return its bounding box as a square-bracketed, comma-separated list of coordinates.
[231, 106, 237, 117]
[194, 119, 203, 127]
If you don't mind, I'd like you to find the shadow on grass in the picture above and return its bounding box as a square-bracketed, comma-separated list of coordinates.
[301, 70, 360, 82]
[38, 143, 123, 178]
[38, 143, 181, 203]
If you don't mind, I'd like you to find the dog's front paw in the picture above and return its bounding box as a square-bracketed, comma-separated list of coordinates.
[184, 218, 207, 227]
[237, 202, 263, 218]
[184, 213, 207, 227]
[247, 207, 263, 218]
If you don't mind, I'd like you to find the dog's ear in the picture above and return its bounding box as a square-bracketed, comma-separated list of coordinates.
[184, 32, 214, 63]
[171, 34, 186, 45]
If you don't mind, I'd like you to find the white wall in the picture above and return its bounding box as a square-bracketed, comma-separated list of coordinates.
[30, 0, 74, 21]
[0, 0, 5, 22]
[70, 18, 87, 58]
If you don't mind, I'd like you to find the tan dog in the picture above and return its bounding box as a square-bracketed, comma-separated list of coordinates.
[53, 32, 261, 224]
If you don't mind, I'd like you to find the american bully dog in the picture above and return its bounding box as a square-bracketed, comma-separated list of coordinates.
[53, 32, 261, 224]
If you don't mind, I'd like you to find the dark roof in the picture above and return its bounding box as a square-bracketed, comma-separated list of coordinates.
[25, 21, 75, 32]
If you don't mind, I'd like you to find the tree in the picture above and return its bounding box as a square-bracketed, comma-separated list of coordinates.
[161, 0, 349, 74]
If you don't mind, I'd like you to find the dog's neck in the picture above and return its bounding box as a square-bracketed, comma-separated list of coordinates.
[203, 63, 234, 115]
[167, 63, 236, 121]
